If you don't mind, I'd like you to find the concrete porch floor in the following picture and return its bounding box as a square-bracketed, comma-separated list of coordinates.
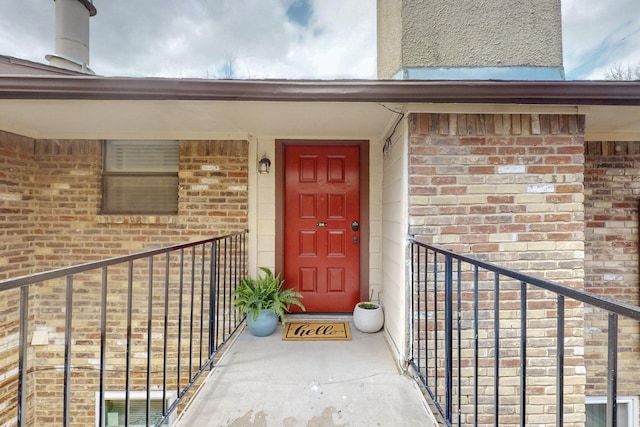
[175, 316, 438, 427]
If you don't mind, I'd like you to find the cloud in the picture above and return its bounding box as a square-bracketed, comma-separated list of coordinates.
[88, 0, 375, 79]
[0, 0, 636, 81]
[0, 1, 54, 63]
[286, 0, 313, 27]
[562, 0, 640, 79]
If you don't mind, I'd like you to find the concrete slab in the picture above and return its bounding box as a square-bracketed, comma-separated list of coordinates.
[176, 318, 438, 427]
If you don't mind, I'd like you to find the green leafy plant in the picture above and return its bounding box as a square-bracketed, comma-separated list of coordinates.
[232, 267, 305, 323]
[358, 302, 379, 310]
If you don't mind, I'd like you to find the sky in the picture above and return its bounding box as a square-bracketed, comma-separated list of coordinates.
[0, 0, 638, 80]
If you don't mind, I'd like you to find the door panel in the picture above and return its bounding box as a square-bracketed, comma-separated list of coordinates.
[284, 145, 360, 312]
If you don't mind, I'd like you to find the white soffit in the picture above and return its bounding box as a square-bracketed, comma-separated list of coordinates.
[579, 106, 640, 142]
[0, 99, 638, 142]
[0, 99, 399, 140]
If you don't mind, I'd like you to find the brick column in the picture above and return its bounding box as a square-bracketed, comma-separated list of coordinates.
[408, 113, 586, 425]
[584, 140, 640, 399]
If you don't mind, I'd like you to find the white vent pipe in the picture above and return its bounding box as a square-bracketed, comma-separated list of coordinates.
[46, 0, 97, 74]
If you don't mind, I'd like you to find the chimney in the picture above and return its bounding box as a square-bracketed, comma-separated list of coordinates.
[46, 0, 97, 74]
[377, 0, 564, 80]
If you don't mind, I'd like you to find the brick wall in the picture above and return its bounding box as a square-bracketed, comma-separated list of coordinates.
[0, 131, 36, 426]
[30, 138, 248, 268]
[32, 139, 103, 269]
[408, 113, 586, 426]
[0, 132, 249, 425]
[584, 140, 640, 398]
[0, 131, 36, 279]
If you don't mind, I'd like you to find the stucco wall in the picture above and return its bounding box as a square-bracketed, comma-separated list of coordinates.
[377, 0, 563, 78]
[377, 0, 403, 79]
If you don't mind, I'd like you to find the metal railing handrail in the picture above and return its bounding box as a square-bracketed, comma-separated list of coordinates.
[409, 238, 640, 321]
[1, 231, 248, 427]
[0, 234, 244, 292]
[408, 238, 640, 427]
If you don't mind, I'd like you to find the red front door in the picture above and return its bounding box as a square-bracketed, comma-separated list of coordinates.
[283, 144, 360, 312]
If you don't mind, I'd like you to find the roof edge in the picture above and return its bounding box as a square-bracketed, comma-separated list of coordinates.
[0, 76, 639, 105]
[0, 55, 88, 76]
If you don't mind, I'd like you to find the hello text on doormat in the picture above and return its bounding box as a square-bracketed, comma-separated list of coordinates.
[282, 321, 351, 341]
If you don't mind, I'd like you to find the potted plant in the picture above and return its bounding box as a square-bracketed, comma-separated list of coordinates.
[232, 267, 305, 336]
[353, 301, 384, 333]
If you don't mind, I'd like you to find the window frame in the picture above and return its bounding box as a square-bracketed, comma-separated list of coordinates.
[95, 390, 177, 427]
[585, 395, 638, 427]
[102, 140, 179, 215]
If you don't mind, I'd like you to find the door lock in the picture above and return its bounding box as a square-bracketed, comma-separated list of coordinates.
[351, 220, 359, 232]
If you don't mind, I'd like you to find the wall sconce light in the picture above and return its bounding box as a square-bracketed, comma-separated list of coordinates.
[258, 155, 271, 174]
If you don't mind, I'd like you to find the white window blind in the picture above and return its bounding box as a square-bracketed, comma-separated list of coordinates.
[103, 140, 178, 214]
[97, 391, 176, 427]
[586, 396, 638, 427]
[105, 140, 179, 173]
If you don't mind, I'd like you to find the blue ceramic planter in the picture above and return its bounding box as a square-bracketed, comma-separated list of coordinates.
[246, 309, 279, 337]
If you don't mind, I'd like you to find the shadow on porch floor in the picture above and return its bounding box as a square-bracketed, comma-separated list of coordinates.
[176, 315, 437, 427]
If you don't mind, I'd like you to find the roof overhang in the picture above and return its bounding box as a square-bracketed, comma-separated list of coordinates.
[0, 76, 639, 141]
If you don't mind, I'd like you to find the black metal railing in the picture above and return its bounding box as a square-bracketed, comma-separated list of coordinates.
[0, 231, 248, 427]
[409, 238, 640, 427]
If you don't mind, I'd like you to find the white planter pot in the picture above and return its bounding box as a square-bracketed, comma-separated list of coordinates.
[353, 302, 384, 333]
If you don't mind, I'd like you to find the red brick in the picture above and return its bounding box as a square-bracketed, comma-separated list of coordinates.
[468, 166, 495, 174]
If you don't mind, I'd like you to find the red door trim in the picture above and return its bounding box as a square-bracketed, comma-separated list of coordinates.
[275, 139, 370, 305]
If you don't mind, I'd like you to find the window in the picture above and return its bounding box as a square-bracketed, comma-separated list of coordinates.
[103, 140, 179, 214]
[96, 391, 176, 427]
[586, 396, 638, 427]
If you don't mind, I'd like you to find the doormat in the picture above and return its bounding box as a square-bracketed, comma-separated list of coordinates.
[282, 321, 351, 341]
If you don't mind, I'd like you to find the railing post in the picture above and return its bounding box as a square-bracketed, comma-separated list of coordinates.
[98, 267, 108, 427]
[456, 260, 462, 426]
[607, 313, 618, 427]
[189, 247, 196, 380]
[557, 295, 564, 427]
[444, 255, 453, 423]
[409, 242, 416, 372]
[124, 262, 133, 426]
[63, 275, 74, 427]
[493, 274, 500, 427]
[200, 244, 206, 367]
[520, 281, 527, 427]
[177, 249, 185, 396]
[146, 256, 154, 427]
[209, 241, 217, 359]
[162, 252, 170, 416]
[473, 266, 479, 427]
[17, 286, 28, 427]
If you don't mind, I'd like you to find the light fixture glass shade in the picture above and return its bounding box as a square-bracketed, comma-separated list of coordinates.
[258, 156, 271, 174]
